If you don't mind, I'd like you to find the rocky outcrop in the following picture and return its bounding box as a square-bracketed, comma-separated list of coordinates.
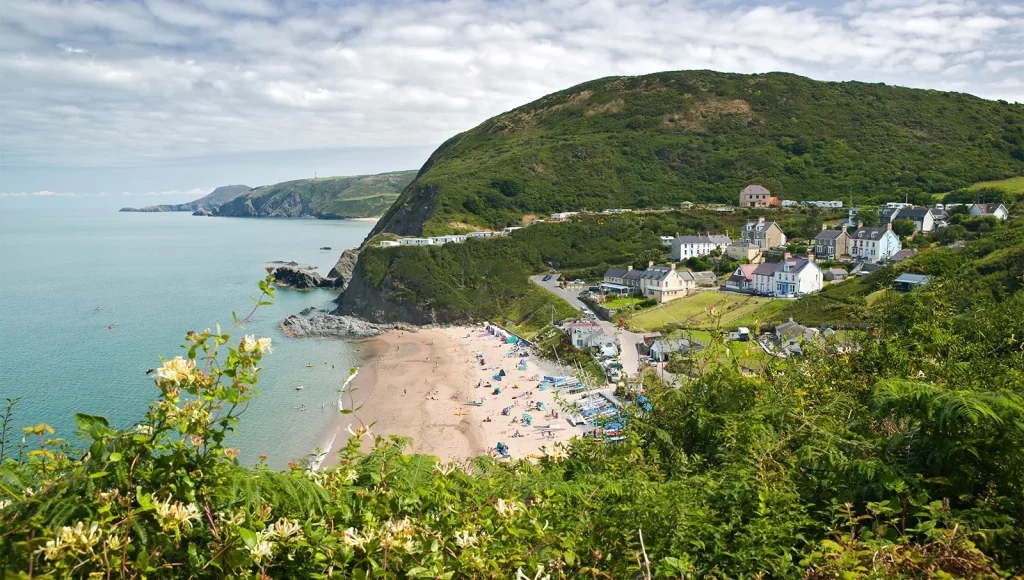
[333, 264, 452, 325]
[272, 266, 345, 290]
[327, 249, 359, 283]
[192, 208, 212, 216]
[280, 314, 414, 338]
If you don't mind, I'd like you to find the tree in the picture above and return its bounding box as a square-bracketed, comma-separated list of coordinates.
[859, 210, 880, 227]
[891, 218, 917, 238]
[800, 208, 823, 239]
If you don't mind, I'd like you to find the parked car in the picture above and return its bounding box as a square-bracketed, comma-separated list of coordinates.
[542, 274, 552, 282]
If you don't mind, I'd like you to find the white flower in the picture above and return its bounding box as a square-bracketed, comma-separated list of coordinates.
[39, 521, 102, 561]
[494, 498, 522, 519]
[433, 461, 456, 476]
[134, 424, 153, 436]
[340, 527, 368, 550]
[0, 499, 11, 510]
[152, 495, 201, 533]
[541, 442, 569, 462]
[240, 335, 257, 352]
[249, 538, 273, 562]
[156, 356, 195, 384]
[269, 518, 303, 542]
[256, 337, 273, 355]
[516, 565, 551, 580]
[454, 529, 477, 548]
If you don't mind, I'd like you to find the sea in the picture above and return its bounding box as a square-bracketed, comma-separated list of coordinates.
[0, 198, 372, 468]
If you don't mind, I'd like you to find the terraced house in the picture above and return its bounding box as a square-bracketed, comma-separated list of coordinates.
[813, 225, 850, 259]
[751, 254, 823, 297]
[740, 217, 787, 249]
[849, 222, 901, 263]
[671, 233, 731, 261]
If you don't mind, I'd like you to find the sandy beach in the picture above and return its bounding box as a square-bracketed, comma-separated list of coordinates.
[319, 324, 586, 467]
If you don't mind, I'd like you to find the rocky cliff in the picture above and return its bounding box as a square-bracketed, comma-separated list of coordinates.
[119, 185, 250, 212]
[214, 171, 416, 219]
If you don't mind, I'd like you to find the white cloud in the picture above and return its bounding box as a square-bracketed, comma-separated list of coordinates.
[0, 0, 1021, 174]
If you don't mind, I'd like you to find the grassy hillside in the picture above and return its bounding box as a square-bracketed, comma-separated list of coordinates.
[369, 70, 1024, 237]
[215, 171, 416, 219]
[119, 184, 250, 212]
[628, 292, 788, 332]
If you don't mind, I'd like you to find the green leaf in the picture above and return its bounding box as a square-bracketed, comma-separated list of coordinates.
[109, 451, 122, 462]
[238, 528, 257, 550]
[89, 471, 109, 479]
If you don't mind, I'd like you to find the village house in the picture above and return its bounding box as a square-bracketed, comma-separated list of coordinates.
[849, 222, 901, 263]
[751, 253, 823, 297]
[648, 338, 704, 362]
[660, 236, 675, 247]
[890, 249, 918, 263]
[740, 216, 787, 249]
[638, 262, 697, 304]
[969, 203, 1009, 220]
[823, 268, 847, 282]
[739, 184, 778, 208]
[726, 263, 758, 292]
[813, 225, 850, 259]
[726, 242, 762, 263]
[893, 273, 931, 292]
[671, 233, 732, 261]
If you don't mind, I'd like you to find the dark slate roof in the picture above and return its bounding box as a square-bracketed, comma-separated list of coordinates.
[815, 229, 846, 240]
[675, 234, 731, 245]
[623, 269, 644, 281]
[894, 273, 931, 285]
[691, 271, 717, 282]
[897, 208, 933, 219]
[852, 227, 890, 240]
[744, 220, 780, 234]
[604, 267, 628, 279]
[891, 249, 917, 262]
[973, 203, 1006, 214]
[640, 266, 674, 281]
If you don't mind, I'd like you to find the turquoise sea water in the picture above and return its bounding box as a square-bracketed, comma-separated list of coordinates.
[0, 200, 371, 467]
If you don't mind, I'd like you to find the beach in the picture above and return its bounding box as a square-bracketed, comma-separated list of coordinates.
[319, 324, 587, 467]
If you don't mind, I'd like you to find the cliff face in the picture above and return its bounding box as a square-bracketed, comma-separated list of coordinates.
[213, 171, 416, 219]
[119, 185, 250, 212]
[332, 265, 445, 325]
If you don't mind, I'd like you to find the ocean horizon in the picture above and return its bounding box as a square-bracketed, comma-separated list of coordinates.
[0, 198, 371, 468]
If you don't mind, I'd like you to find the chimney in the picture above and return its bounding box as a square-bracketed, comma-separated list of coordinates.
[841, 225, 847, 233]
[821, 223, 828, 231]
[784, 252, 792, 260]
[648, 261, 655, 268]
[627, 265, 632, 271]
[886, 222, 892, 230]
[670, 263, 676, 271]
[857, 221, 863, 229]
[807, 250, 815, 262]
[758, 216, 765, 224]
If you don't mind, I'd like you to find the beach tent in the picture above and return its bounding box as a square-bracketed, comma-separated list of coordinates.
[498, 369, 506, 376]
[505, 335, 517, 344]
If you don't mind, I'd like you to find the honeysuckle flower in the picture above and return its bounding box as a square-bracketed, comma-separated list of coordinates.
[256, 337, 272, 354]
[152, 496, 200, 533]
[39, 521, 101, 561]
[433, 461, 456, 476]
[156, 356, 195, 384]
[249, 538, 273, 562]
[494, 498, 522, 518]
[105, 532, 130, 551]
[134, 424, 153, 436]
[454, 529, 478, 548]
[240, 335, 257, 352]
[223, 448, 240, 460]
[346, 424, 372, 440]
[516, 565, 551, 580]
[541, 442, 569, 462]
[0, 499, 11, 510]
[340, 527, 368, 550]
[269, 518, 303, 542]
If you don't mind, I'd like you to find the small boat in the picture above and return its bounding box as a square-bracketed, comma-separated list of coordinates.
[295, 385, 304, 391]
[306, 363, 314, 368]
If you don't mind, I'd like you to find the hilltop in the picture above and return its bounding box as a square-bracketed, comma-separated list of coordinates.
[370, 70, 1024, 237]
[214, 171, 417, 219]
[118, 184, 250, 212]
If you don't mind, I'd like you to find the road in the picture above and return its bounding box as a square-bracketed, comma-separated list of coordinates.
[530, 275, 645, 379]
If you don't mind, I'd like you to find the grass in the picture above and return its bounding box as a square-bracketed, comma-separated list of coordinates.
[967, 176, 1024, 195]
[600, 296, 648, 310]
[627, 291, 785, 332]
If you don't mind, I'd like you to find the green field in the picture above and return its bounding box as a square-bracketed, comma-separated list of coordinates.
[967, 176, 1024, 194]
[627, 291, 787, 332]
[601, 296, 648, 310]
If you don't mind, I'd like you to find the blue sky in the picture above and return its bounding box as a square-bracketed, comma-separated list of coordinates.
[1, 0, 1022, 200]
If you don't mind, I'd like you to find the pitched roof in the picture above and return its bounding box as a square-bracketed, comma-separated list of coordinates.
[891, 249, 917, 262]
[741, 184, 771, 196]
[691, 271, 717, 282]
[894, 273, 931, 285]
[640, 266, 676, 281]
[754, 258, 814, 276]
[815, 229, 846, 240]
[674, 234, 731, 245]
[897, 208, 933, 219]
[604, 267, 628, 279]
[852, 226, 891, 240]
[743, 220, 781, 235]
[623, 269, 644, 281]
[972, 203, 1006, 214]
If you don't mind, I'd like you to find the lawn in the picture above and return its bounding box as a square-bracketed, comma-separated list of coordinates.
[627, 291, 786, 332]
[600, 296, 648, 310]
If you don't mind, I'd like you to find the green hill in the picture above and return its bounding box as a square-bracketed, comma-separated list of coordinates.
[215, 171, 417, 219]
[369, 70, 1024, 237]
[118, 184, 250, 212]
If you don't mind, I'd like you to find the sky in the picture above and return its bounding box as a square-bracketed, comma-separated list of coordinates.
[1, 0, 1023, 200]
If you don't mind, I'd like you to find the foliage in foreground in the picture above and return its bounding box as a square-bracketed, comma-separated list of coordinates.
[3, 271, 1024, 578]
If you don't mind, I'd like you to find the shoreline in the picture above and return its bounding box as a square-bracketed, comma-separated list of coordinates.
[317, 324, 587, 468]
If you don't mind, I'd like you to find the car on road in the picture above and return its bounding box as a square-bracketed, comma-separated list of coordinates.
[542, 274, 552, 282]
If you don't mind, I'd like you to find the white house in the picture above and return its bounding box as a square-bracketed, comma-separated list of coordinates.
[849, 223, 901, 263]
[751, 255, 822, 297]
[399, 238, 433, 246]
[883, 207, 936, 233]
[970, 203, 1009, 220]
[782, 200, 799, 207]
[550, 212, 579, 221]
[809, 201, 843, 208]
[671, 234, 731, 261]
[466, 231, 495, 239]
[501, 227, 523, 235]
[378, 240, 400, 248]
[659, 236, 675, 247]
[637, 262, 697, 304]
